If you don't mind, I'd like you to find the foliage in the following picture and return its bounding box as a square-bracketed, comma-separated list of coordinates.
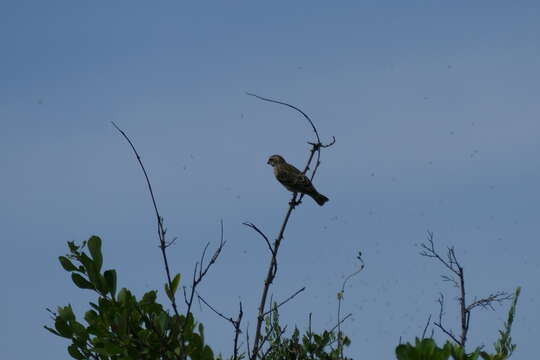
[479, 286, 521, 360]
[262, 305, 351, 360]
[396, 338, 482, 360]
[45, 236, 215, 360]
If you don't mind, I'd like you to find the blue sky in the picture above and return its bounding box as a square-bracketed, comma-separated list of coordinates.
[1, 1, 539, 359]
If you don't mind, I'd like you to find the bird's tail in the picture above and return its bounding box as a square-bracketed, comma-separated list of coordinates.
[311, 192, 329, 206]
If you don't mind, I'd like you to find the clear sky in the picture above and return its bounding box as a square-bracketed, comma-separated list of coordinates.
[1, 1, 539, 359]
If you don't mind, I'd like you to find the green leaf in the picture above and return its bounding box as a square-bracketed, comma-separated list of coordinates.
[78, 252, 92, 270]
[67, 241, 79, 254]
[84, 310, 98, 324]
[171, 273, 181, 295]
[58, 305, 75, 321]
[199, 323, 205, 340]
[158, 311, 169, 333]
[141, 290, 157, 304]
[79, 256, 106, 297]
[71, 273, 95, 290]
[104, 342, 123, 356]
[72, 322, 88, 344]
[55, 318, 73, 338]
[201, 345, 214, 360]
[104, 269, 117, 298]
[164, 283, 172, 300]
[95, 274, 109, 296]
[68, 344, 85, 360]
[58, 256, 78, 272]
[87, 236, 103, 271]
[118, 288, 132, 304]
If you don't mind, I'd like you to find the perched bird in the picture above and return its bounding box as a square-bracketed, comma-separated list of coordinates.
[267, 154, 329, 206]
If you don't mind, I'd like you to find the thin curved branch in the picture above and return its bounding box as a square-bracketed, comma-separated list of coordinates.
[337, 252, 365, 358]
[111, 121, 180, 316]
[197, 293, 244, 360]
[329, 313, 353, 333]
[243, 222, 274, 255]
[246, 92, 321, 144]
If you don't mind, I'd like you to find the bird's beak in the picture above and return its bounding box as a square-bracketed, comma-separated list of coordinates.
[266, 160, 271, 165]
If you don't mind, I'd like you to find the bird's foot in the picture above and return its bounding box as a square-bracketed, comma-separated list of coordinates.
[289, 199, 302, 207]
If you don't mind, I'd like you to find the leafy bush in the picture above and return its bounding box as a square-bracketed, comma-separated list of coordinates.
[45, 237, 215, 360]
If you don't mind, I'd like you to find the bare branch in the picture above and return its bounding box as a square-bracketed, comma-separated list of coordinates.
[233, 302, 244, 360]
[243, 222, 274, 255]
[329, 313, 353, 333]
[197, 292, 235, 323]
[164, 236, 178, 248]
[262, 287, 306, 317]
[433, 293, 460, 344]
[246, 92, 322, 144]
[183, 220, 226, 344]
[419, 231, 460, 276]
[111, 121, 180, 316]
[421, 314, 432, 339]
[441, 274, 459, 288]
[198, 242, 211, 279]
[246, 325, 251, 360]
[196, 291, 245, 359]
[422, 231, 512, 348]
[199, 221, 226, 281]
[467, 292, 513, 312]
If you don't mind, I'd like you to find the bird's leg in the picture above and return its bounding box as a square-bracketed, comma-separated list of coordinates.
[289, 193, 302, 207]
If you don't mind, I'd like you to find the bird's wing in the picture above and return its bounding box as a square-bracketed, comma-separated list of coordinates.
[276, 163, 314, 193]
[275, 166, 296, 186]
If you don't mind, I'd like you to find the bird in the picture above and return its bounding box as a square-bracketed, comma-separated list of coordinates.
[267, 154, 329, 206]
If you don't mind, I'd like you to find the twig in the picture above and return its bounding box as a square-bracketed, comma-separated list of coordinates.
[441, 274, 459, 288]
[184, 221, 226, 318]
[197, 292, 233, 323]
[419, 231, 460, 277]
[421, 314, 432, 339]
[262, 287, 306, 317]
[329, 313, 353, 333]
[233, 302, 244, 360]
[197, 293, 244, 360]
[433, 293, 460, 344]
[243, 222, 274, 255]
[111, 121, 180, 316]
[246, 92, 322, 143]
[467, 292, 513, 311]
[246, 324, 251, 360]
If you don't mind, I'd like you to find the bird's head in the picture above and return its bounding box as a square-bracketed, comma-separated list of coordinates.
[267, 154, 286, 167]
